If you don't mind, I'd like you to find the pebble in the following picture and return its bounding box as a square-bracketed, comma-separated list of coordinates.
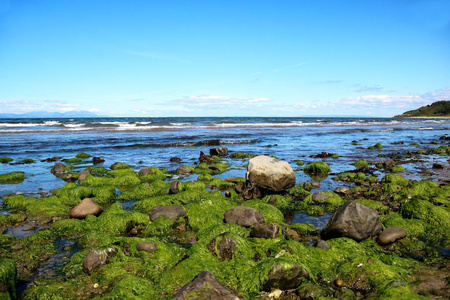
[377, 226, 407, 245]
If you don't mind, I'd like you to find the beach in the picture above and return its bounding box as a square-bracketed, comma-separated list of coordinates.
[0, 116, 449, 299]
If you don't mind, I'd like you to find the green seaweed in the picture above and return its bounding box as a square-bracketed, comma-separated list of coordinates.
[92, 185, 116, 204]
[110, 162, 131, 170]
[368, 143, 383, 150]
[138, 167, 166, 182]
[3, 195, 69, 222]
[381, 174, 409, 187]
[76, 152, 92, 159]
[391, 166, 406, 173]
[229, 152, 257, 159]
[65, 157, 83, 163]
[0, 258, 17, 299]
[186, 195, 236, 230]
[197, 173, 214, 182]
[303, 192, 345, 212]
[209, 178, 235, 190]
[239, 200, 284, 224]
[55, 186, 92, 206]
[400, 198, 450, 227]
[0, 157, 13, 164]
[354, 160, 369, 168]
[96, 203, 150, 235]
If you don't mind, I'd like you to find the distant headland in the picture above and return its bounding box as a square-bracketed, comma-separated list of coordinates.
[394, 100, 450, 118]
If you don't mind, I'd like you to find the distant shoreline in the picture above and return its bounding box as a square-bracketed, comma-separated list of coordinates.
[393, 116, 450, 119]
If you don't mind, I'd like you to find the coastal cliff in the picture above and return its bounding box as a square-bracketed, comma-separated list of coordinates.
[394, 100, 450, 118]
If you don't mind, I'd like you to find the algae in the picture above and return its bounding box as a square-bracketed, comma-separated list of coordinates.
[0, 157, 13, 164]
[354, 160, 369, 168]
[76, 152, 92, 158]
[400, 198, 450, 227]
[0, 258, 17, 299]
[304, 161, 331, 174]
[239, 200, 284, 224]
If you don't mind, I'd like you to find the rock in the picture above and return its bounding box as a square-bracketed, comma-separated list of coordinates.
[246, 155, 296, 192]
[83, 247, 118, 275]
[325, 201, 382, 241]
[234, 182, 245, 193]
[78, 170, 90, 182]
[316, 239, 331, 250]
[170, 157, 182, 162]
[207, 234, 238, 261]
[225, 177, 242, 183]
[224, 206, 265, 227]
[210, 147, 228, 156]
[262, 263, 310, 291]
[173, 271, 243, 300]
[176, 166, 193, 174]
[377, 226, 407, 245]
[208, 163, 219, 171]
[285, 227, 300, 241]
[69, 198, 103, 219]
[51, 163, 65, 174]
[199, 151, 216, 163]
[92, 157, 105, 164]
[334, 187, 351, 195]
[63, 174, 77, 182]
[149, 205, 185, 221]
[136, 242, 158, 253]
[311, 182, 321, 189]
[312, 192, 333, 203]
[250, 224, 280, 239]
[432, 163, 444, 169]
[169, 181, 180, 194]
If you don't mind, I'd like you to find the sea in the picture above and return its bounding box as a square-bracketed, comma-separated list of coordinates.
[0, 117, 449, 201]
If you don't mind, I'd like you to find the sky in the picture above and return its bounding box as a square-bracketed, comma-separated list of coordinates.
[1, 0, 449, 117]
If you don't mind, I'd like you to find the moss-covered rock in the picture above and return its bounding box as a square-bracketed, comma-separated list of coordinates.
[400, 198, 450, 227]
[391, 166, 406, 173]
[354, 160, 369, 168]
[368, 143, 383, 150]
[239, 200, 284, 224]
[76, 152, 92, 159]
[304, 162, 331, 174]
[381, 174, 409, 187]
[3, 195, 69, 222]
[303, 192, 345, 213]
[0, 171, 24, 184]
[229, 152, 257, 159]
[0, 157, 13, 164]
[0, 258, 17, 299]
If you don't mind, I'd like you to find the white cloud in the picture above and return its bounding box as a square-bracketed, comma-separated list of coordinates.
[165, 95, 273, 109]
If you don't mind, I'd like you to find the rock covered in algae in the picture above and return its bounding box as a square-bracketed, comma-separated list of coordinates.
[210, 147, 228, 156]
[262, 263, 310, 291]
[377, 226, 407, 245]
[0, 171, 24, 184]
[69, 198, 103, 219]
[136, 242, 158, 253]
[246, 155, 296, 192]
[50, 162, 65, 174]
[149, 205, 186, 222]
[173, 271, 243, 300]
[83, 247, 118, 275]
[224, 206, 265, 227]
[325, 200, 382, 241]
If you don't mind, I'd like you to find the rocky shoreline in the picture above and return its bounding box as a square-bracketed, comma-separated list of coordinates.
[0, 139, 449, 299]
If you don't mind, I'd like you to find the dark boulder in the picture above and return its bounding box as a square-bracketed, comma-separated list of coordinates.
[325, 201, 382, 241]
[92, 157, 105, 164]
[170, 157, 182, 162]
[210, 147, 228, 156]
[224, 206, 265, 227]
[149, 205, 185, 222]
[173, 271, 243, 300]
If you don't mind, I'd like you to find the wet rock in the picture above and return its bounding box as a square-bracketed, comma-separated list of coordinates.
[199, 151, 216, 163]
[377, 226, 407, 245]
[51, 163, 65, 174]
[169, 180, 180, 194]
[207, 234, 238, 261]
[83, 247, 118, 275]
[311, 182, 321, 189]
[170, 157, 182, 162]
[262, 263, 310, 291]
[285, 227, 300, 241]
[176, 166, 193, 174]
[136, 242, 158, 253]
[312, 192, 333, 203]
[439, 135, 450, 141]
[316, 239, 331, 250]
[224, 206, 265, 227]
[246, 155, 296, 192]
[432, 163, 444, 169]
[250, 224, 280, 239]
[325, 200, 382, 241]
[210, 147, 228, 156]
[69, 198, 103, 219]
[173, 271, 243, 300]
[92, 157, 105, 164]
[63, 174, 77, 182]
[149, 205, 185, 221]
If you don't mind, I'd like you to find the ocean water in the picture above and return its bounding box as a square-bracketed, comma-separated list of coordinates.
[0, 116, 449, 199]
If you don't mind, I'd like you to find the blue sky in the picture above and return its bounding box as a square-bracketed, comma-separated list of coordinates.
[1, 0, 449, 117]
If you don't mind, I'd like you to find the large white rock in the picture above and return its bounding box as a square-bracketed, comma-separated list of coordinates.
[246, 155, 296, 192]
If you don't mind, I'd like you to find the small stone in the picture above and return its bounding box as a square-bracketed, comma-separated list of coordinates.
[334, 187, 350, 195]
[176, 166, 193, 174]
[335, 279, 344, 287]
[311, 182, 321, 189]
[70, 198, 103, 219]
[51, 163, 65, 174]
[224, 206, 265, 228]
[169, 181, 180, 194]
[250, 224, 280, 239]
[316, 239, 331, 250]
[377, 226, 407, 245]
[83, 247, 118, 275]
[170, 157, 182, 162]
[78, 170, 90, 182]
[312, 192, 333, 203]
[136, 242, 158, 253]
